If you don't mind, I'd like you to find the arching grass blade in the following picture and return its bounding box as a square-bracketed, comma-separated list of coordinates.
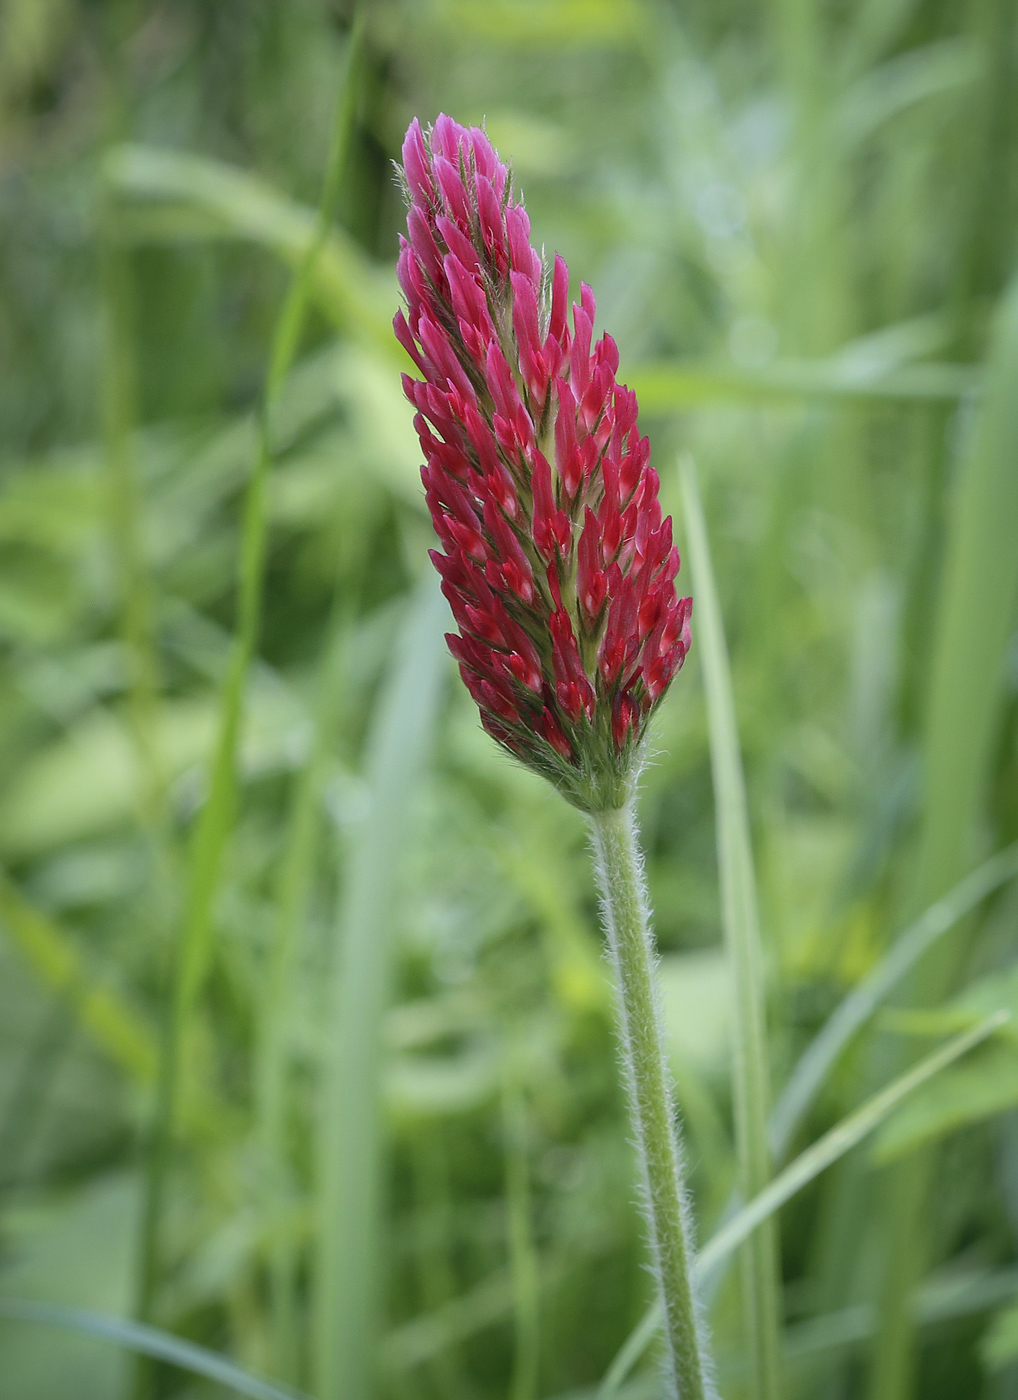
[770, 841, 1018, 1158]
[0, 1299, 307, 1400]
[598, 1012, 1008, 1394]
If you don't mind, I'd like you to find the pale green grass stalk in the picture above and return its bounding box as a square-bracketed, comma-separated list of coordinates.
[628, 358, 979, 411]
[313, 574, 447, 1400]
[868, 275, 1018, 1400]
[502, 1071, 540, 1400]
[0, 871, 157, 1082]
[680, 455, 784, 1400]
[408, 1127, 468, 1398]
[255, 606, 354, 1382]
[99, 3, 163, 827]
[0, 998, 71, 1190]
[132, 14, 365, 1385]
[99, 214, 163, 827]
[97, 26, 173, 1382]
[589, 802, 713, 1400]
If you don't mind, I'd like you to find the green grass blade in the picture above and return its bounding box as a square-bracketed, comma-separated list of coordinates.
[254, 609, 354, 1381]
[0, 870, 157, 1082]
[911, 280, 1018, 951]
[103, 144, 395, 356]
[598, 1306, 663, 1397]
[770, 841, 1018, 1157]
[869, 269, 1018, 1400]
[784, 1263, 1018, 1368]
[175, 10, 365, 1022]
[99, 172, 164, 834]
[0, 1299, 306, 1400]
[381, 1269, 516, 1374]
[95, 0, 165, 865]
[599, 1012, 1008, 1394]
[697, 1012, 1008, 1281]
[132, 16, 367, 1370]
[260, 8, 366, 401]
[680, 454, 783, 1400]
[250, 26, 369, 1374]
[502, 1070, 540, 1400]
[628, 358, 979, 409]
[313, 573, 448, 1400]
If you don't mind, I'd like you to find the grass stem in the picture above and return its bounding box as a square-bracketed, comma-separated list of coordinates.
[131, 14, 367, 1389]
[503, 1069, 540, 1400]
[680, 455, 784, 1400]
[313, 575, 447, 1400]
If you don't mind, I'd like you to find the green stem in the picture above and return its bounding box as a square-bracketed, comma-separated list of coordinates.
[255, 602, 351, 1381]
[589, 802, 712, 1400]
[312, 576, 447, 1400]
[502, 1068, 540, 1400]
[131, 15, 366, 1389]
[96, 12, 177, 1398]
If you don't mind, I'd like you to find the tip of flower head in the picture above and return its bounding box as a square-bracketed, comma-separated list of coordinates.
[394, 115, 691, 812]
[467, 124, 498, 179]
[401, 119, 432, 206]
[431, 113, 463, 161]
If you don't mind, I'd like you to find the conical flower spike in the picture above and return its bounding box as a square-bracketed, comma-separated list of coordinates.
[395, 119, 714, 1400]
[395, 114, 692, 811]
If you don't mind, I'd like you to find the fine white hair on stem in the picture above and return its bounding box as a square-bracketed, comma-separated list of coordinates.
[589, 802, 717, 1400]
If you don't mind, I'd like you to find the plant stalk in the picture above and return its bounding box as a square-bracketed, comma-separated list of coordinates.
[589, 801, 712, 1400]
[131, 18, 367, 1394]
[681, 455, 784, 1400]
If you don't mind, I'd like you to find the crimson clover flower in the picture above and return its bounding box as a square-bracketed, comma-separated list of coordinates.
[395, 114, 691, 811]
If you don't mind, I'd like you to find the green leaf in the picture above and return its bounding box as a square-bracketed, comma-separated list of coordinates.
[104, 146, 396, 357]
[982, 1299, 1018, 1369]
[835, 38, 982, 148]
[871, 1040, 1018, 1163]
[868, 266, 1018, 1396]
[0, 872, 157, 1082]
[385, 1041, 500, 1119]
[314, 574, 448, 1400]
[698, 1014, 1009, 1278]
[770, 842, 1018, 1156]
[0, 1299, 306, 1400]
[784, 1263, 1018, 1366]
[911, 271, 1018, 977]
[0, 688, 305, 858]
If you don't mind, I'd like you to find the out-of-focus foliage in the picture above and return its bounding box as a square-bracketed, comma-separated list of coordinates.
[0, 1, 1017, 1398]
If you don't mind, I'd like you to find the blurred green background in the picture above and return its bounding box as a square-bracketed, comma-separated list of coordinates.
[1, 1, 1017, 1398]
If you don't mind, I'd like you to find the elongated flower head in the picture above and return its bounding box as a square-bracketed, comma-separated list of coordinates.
[395, 114, 691, 811]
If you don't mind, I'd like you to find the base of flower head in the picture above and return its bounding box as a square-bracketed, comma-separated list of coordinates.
[480, 704, 646, 813]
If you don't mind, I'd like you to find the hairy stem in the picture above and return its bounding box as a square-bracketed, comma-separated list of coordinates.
[589, 802, 712, 1400]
